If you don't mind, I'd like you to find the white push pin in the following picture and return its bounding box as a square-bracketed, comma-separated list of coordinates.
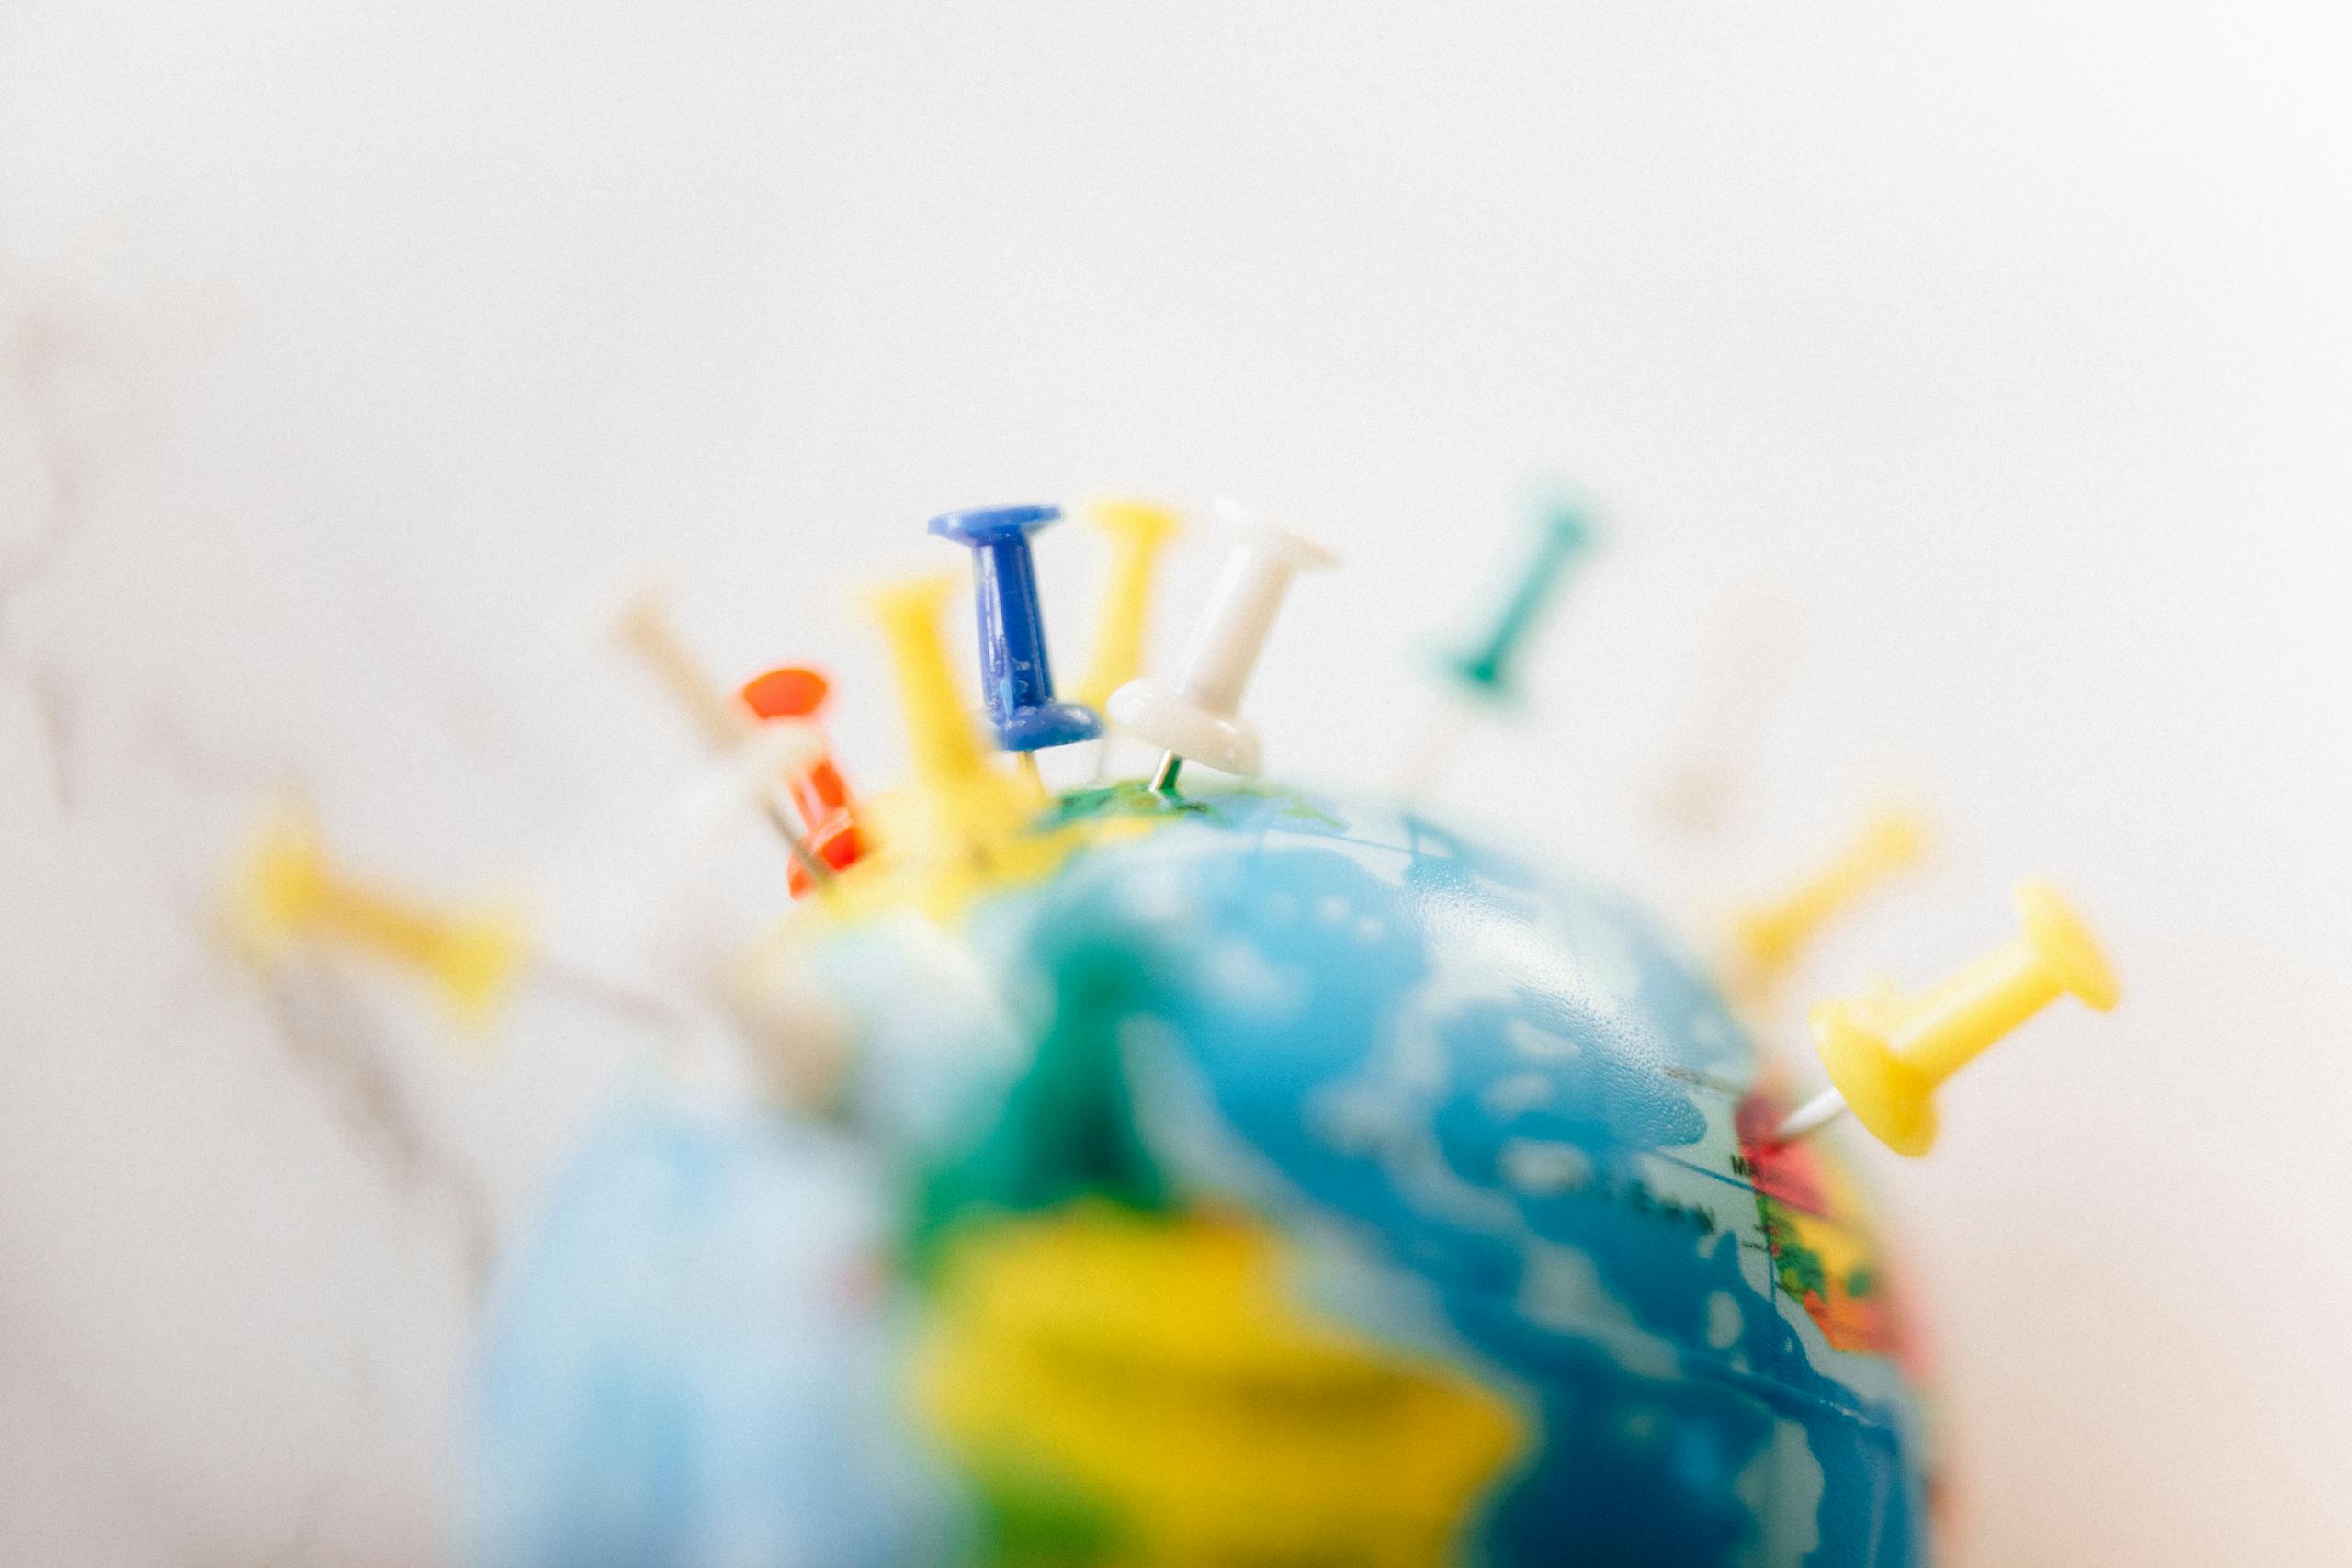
[1108, 498, 1338, 793]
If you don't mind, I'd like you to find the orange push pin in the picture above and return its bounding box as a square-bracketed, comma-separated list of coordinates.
[1774, 882, 2120, 1154]
[740, 666, 865, 896]
[229, 803, 529, 1030]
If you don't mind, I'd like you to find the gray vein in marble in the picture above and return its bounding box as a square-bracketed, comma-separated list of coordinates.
[251, 960, 499, 1302]
[133, 695, 301, 803]
[531, 953, 691, 1035]
[24, 658, 77, 811]
[0, 307, 86, 651]
[213, 1473, 334, 1568]
[2, 305, 94, 826]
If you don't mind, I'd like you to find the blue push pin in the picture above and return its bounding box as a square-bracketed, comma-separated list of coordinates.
[928, 503, 1103, 752]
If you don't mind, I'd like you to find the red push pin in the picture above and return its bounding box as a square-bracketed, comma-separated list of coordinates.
[739, 666, 865, 897]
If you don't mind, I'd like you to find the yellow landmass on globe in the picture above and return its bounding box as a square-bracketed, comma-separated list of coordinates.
[914, 1202, 1527, 1566]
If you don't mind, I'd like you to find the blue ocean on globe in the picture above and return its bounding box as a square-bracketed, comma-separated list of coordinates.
[469, 784, 1934, 1567]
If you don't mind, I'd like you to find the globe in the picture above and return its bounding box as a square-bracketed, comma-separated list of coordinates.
[469, 782, 1937, 1567]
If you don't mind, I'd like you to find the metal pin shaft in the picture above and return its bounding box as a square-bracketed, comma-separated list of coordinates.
[1770, 1088, 1848, 1145]
[760, 797, 838, 891]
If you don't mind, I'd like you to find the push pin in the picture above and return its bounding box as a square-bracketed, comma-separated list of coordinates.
[612, 583, 754, 751]
[868, 574, 1035, 858]
[739, 665, 865, 896]
[1438, 494, 1595, 705]
[1773, 882, 2120, 1154]
[611, 582, 837, 892]
[1727, 807, 1930, 1004]
[230, 804, 528, 1029]
[1074, 498, 1183, 714]
[1109, 497, 1338, 792]
[928, 504, 1101, 756]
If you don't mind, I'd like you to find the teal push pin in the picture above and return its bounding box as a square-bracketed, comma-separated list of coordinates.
[1438, 493, 1596, 707]
[1397, 491, 1598, 798]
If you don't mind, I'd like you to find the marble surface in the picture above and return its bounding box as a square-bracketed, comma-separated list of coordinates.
[4, 4, 2350, 1564]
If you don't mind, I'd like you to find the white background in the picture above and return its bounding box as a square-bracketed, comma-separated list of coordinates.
[4, 4, 2349, 1563]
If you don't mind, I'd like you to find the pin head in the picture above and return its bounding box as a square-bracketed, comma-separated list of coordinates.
[2018, 881, 2120, 1011]
[1811, 999, 1940, 1156]
[1087, 498, 1182, 548]
[740, 666, 831, 722]
[235, 806, 331, 955]
[1212, 496, 1341, 572]
[928, 502, 1061, 547]
[739, 666, 865, 893]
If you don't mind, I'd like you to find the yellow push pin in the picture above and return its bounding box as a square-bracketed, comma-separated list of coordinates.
[1727, 807, 1930, 1004]
[873, 576, 989, 788]
[229, 804, 529, 1030]
[1773, 882, 2120, 1154]
[867, 575, 1039, 869]
[1074, 498, 1183, 715]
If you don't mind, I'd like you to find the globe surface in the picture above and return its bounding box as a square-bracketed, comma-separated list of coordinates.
[471, 784, 1935, 1566]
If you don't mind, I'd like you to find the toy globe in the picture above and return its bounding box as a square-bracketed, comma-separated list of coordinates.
[467, 783, 1936, 1567]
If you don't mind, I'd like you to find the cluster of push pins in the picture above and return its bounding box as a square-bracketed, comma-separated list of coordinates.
[225, 492, 2116, 1158]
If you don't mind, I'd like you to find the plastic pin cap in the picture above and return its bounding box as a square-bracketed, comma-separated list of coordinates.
[1731, 807, 1931, 994]
[232, 805, 527, 1029]
[1812, 881, 2119, 1156]
[1106, 498, 1338, 776]
[929, 503, 1102, 752]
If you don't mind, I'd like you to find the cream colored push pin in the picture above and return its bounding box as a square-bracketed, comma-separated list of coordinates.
[1108, 498, 1337, 793]
[230, 805, 529, 1030]
[612, 582, 756, 750]
[611, 581, 837, 891]
[1727, 807, 1930, 1004]
[1773, 882, 2120, 1154]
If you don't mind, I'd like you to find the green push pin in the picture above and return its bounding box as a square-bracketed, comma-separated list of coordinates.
[1398, 492, 1598, 797]
[1437, 494, 1596, 708]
